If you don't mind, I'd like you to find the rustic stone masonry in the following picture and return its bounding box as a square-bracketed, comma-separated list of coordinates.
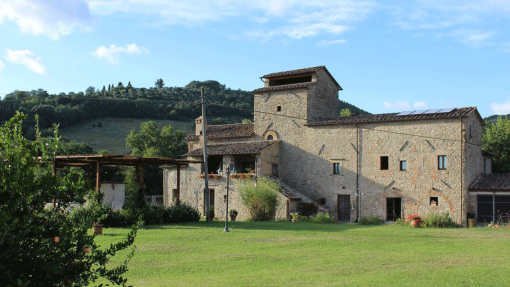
[165, 66, 488, 225]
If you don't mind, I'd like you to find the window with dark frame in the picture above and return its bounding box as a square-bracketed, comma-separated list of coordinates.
[172, 189, 179, 202]
[400, 160, 407, 171]
[380, 156, 389, 170]
[333, 162, 342, 175]
[438, 155, 448, 170]
[267, 135, 274, 140]
[430, 197, 438, 206]
[277, 105, 281, 112]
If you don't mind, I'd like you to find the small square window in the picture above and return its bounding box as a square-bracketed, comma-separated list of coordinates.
[430, 197, 438, 206]
[277, 105, 281, 112]
[333, 162, 342, 175]
[172, 189, 180, 202]
[380, 156, 389, 170]
[400, 160, 407, 171]
[438, 155, 447, 170]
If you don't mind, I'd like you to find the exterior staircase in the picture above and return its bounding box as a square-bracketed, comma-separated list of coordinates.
[268, 176, 328, 213]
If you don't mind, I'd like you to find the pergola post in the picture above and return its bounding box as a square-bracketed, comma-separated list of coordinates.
[52, 161, 56, 208]
[96, 161, 101, 193]
[140, 163, 145, 185]
[135, 166, 140, 184]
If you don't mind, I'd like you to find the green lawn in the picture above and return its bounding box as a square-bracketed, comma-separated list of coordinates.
[95, 222, 510, 286]
[59, 118, 194, 154]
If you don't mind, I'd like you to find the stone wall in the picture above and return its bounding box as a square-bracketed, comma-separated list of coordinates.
[307, 69, 339, 120]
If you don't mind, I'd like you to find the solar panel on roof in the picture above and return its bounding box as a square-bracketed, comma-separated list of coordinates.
[397, 111, 414, 116]
[410, 110, 427, 115]
[438, 108, 455, 113]
[422, 109, 441, 114]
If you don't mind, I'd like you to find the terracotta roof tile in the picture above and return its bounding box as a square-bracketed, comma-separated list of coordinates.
[186, 123, 254, 141]
[252, 82, 315, 93]
[184, 140, 280, 156]
[262, 66, 325, 78]
[469, 174, 510, 191]
[306, 107, 478, 126]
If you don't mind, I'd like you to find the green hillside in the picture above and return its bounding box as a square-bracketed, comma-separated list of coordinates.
[59, 118, 194, 155]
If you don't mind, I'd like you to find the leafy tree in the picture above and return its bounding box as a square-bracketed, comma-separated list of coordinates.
[117, 82, 124, 89]
[242, 119, 253, 123]
[85, 86, 96, 97]
[155, 78, 165, 89]
[238, 177, 280, 221]
[127, 81, 133, 89]
[483, 117, 510, 172]
[126, 121, 186, 158]
[340, 108, 352, 117]
[0, 112, 138, 286]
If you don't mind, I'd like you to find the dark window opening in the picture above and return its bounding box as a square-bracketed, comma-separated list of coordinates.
[318, 198, 326, 205]
[380, 156, 389, 170]
[484, 158, 487, 174]
[430, 197, 438, 206]
[272, 164, 278, 177]
[203, 189, 215, 215]
[438, 155, 447, 170]
[199, 131, 203, 135]
[477, 195, 510, 223]
[469, 126, 472, 138]
[277, 105, 281, 112]
[400, 160, 407, 171]
[267, 135, 274, 140]
[333, 162, 342, 175]
[386, 198, 402, 221]
[207, 155, 223, 174]
[269, 75, 312, 87]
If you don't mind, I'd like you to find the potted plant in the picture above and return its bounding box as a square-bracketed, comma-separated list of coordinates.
[230, 174, 239, 179]
[229, 209, 238, 221]
[208, 172, 214, 179]
[199, 173, 205, 179]
[291, 212, 300, 222]
[239, 173, 246, 179]
[92, 222, 103, 235]
[214, 174, 222, 180]
[407, 214, 422, 227]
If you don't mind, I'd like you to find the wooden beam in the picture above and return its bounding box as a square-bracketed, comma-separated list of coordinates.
[96, 161, 101, 193]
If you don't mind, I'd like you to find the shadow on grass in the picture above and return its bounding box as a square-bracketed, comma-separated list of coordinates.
[139, 220, 387, 232]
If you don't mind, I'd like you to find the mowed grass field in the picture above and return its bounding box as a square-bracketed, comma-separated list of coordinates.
[59, 118, 194, 154]
[95, 221, 510, 286]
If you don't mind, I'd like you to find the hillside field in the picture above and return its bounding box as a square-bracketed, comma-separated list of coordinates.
[59, 118, 194, 155]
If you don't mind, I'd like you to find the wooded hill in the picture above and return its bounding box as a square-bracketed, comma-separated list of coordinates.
[0, 79, 370, 139]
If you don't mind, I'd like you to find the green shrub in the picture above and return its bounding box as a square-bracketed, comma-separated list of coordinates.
[311, 212, 335, 223]
[239, 177, 279, 221]
[358, 215, 385, 225]
[422, 212, 458, 228]
[297, 202, 319, 217]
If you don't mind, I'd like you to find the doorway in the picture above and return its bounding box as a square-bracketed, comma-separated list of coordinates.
[386, 198, 402, 221]
[337, 195, 351, 222]
[203, 189, 215, 217]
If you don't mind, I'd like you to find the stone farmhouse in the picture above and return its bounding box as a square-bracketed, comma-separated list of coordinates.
[164, 66, 508, 226]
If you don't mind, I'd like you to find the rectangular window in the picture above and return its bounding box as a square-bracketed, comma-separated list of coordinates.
[438, 155, 448, 170]
[484, 158, 487, 174]
[430, 197, 438, 206]
[333, 162, 342, 175]
[400, 160, 407, 171]
[172, 189, 179, 202]
[380, 156, 389, 170]
[277, 105, 281, 112]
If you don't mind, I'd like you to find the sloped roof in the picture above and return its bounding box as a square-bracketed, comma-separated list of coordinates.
[469, 174, 510, 191]
[306, 107, 479, 126]
[258, 65, 341, 90]
[262, 66, 325, 78]
[186, 123, 254, 141]
[184, 140, 280, 156]
[252, 82, 315, 93]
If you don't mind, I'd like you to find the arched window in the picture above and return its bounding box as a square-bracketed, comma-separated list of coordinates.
[267, 135, 274, 140]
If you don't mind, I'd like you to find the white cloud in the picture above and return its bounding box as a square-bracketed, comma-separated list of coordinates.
[0, 60, 4, 69]
[318, 39, 347, 46]
[87, 0, 376, 40]
[390, 0, 510, 47]
[91, 44, 150, 64]
[5, 49, 46, 75]
[491, 100, 510, 115]
[413, 101, 428, 109]
[384, 100, 411, 111]
[0, 0, 91, 39]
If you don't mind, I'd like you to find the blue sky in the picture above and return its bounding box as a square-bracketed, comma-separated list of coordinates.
[1, 0, 510, 117]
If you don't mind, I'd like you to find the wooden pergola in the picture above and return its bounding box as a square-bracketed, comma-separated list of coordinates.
[53, 154, 198, 200]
